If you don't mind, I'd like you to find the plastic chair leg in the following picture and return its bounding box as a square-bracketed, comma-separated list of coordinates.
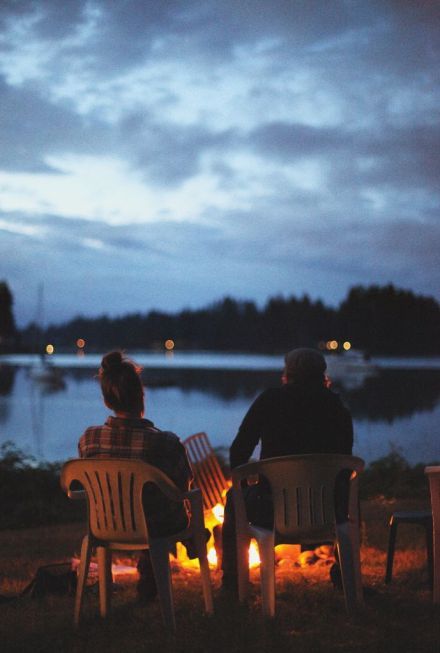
[255, 532, 276, 618]
[385, 520, 397, 584]
[236, 532, 251, 602]
[337, 521, 362, 615]
[74, 534, 92, 626]
[149, 539, 176, 631]
[97, 546, 112, 618]
[198, 552, 214, 614]
[433, 525, 440, 604]
[191, 516, 213, 613]
[425, 522, 434, 590]
[349, 519, 364, 603]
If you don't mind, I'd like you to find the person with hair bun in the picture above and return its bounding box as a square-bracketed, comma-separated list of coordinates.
[78, 351, 193, 602]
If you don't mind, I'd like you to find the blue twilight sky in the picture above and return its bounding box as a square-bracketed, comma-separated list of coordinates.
[1, 0, 439, 328]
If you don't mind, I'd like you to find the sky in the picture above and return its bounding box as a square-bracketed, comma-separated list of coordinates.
[1, 0, 439, 328]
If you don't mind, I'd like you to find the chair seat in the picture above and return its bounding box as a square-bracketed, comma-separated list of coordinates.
[385, 509, 433, 586]
[390, 510, 432, 523]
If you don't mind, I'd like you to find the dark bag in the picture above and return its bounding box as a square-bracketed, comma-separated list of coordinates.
[21, 563, 77, 599]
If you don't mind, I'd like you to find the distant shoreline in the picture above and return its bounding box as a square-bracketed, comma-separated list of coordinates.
[1, 351, 440, 371]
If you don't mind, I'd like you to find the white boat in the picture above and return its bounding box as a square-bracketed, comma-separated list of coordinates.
[325, 350, 378, 389]
[29, 356, 65, 388]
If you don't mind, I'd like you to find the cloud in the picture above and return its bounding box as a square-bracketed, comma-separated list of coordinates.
[0, 1, 438, 327]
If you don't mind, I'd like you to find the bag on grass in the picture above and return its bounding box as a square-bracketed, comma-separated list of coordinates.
[20, 562, 77, 599]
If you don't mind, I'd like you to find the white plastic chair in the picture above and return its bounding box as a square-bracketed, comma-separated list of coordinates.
[61, 458, 213, 630]
[232, 454, 364, 617]
[425, 465, 440, 603]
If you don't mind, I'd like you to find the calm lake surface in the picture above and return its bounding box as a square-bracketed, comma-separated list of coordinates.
[0, 352, 439, 466]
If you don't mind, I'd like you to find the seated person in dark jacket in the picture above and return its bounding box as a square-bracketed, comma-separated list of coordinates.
[221, 347, 353, 591]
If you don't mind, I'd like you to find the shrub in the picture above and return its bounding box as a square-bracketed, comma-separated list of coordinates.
[0, 442, 85, 530]
[359, 450, 433, 500]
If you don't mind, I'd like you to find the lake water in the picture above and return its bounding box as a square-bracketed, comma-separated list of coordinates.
[0, 352, 439, 466]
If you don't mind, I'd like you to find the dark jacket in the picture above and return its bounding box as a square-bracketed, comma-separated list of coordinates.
[230, 382, 353, 469]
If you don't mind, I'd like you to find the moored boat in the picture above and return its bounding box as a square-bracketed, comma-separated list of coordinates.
[325, 349, 378, 388]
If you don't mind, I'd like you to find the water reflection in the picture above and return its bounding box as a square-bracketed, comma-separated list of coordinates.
[0, 365, 16, 396]
[132, 366, 440, 423]
[31, 365, 440, 422]
[0, 365, 16, 424]
[337, 369, 440, 422]
[0, 363, 439, 464]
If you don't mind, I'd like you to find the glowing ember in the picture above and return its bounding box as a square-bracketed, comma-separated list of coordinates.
[211, 503, 225, 523]
[248, 540, 261, 568]
[71, 558, 139, 583]
[207, 546, 218, 567]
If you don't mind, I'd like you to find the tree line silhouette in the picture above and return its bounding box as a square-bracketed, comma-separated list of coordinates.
[9, 282, 437, 356]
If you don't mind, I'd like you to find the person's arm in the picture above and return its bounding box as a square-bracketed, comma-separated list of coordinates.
[230, 391, 268, 469]
[158, 434, 194, 492]
[178, 441, 194, 491]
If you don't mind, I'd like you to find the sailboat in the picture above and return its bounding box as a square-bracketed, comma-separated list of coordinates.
[29, 354, 64, 386]
[28, 284, 65, 389]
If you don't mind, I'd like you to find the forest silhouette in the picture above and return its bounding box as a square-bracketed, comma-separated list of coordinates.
[2, 281, 439, 356]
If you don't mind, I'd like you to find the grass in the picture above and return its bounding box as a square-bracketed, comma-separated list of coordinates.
[0, 498, 438, 653]
[0, 446, 438, 651]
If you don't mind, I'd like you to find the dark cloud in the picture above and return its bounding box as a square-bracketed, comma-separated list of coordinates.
[0, 0, 85, 37]
[0, 76, 114, 172]
[128, 121, 237, 184]
[249, 122, 349, 158]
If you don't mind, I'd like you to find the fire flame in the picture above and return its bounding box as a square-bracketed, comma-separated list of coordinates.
[206, 503, 261, 568]
[206, 540, 261, 569]
[248, 540, 261, 568]
[211, 503, 225, 523]
[207, 546, 218, 567]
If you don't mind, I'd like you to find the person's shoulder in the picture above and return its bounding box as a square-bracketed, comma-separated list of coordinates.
[257, 387, 283, 400]
[80, 424, 105, 439]
[84, 423, 106, 431]
[246, 387, 283, 410]
[78, 424, 106, 456]
[152, 428, 182, 446]
[323, 387, 350, 410]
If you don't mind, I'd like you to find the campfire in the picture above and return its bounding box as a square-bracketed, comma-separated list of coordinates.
[72, 502, 335, 583]
[204, 502, 261, 569]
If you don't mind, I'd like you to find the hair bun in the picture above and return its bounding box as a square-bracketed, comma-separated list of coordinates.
[101, 351, 123, 371]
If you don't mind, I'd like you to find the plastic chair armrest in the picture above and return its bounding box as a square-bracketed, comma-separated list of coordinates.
[68, 490, 86, 501]
[182, 488, 204, 523]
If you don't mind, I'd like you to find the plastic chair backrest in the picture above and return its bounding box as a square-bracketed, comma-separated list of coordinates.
[233, 454, 364, 541]
[184, 432, 228, 510]
[61, 458, 183, 546]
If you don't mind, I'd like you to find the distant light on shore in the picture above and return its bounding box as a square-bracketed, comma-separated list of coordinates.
[326, 340, 338, 351]
[46, 344, 54, 355]
[76, 338, 86, 349]
[343, 341, 352, 351]
[164, 339, 175, 351]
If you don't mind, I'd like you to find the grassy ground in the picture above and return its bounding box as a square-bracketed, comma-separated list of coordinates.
[0, 498, 438, 653]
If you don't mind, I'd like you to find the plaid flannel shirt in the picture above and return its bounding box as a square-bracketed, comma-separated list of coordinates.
[78, 416, 193, 535]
